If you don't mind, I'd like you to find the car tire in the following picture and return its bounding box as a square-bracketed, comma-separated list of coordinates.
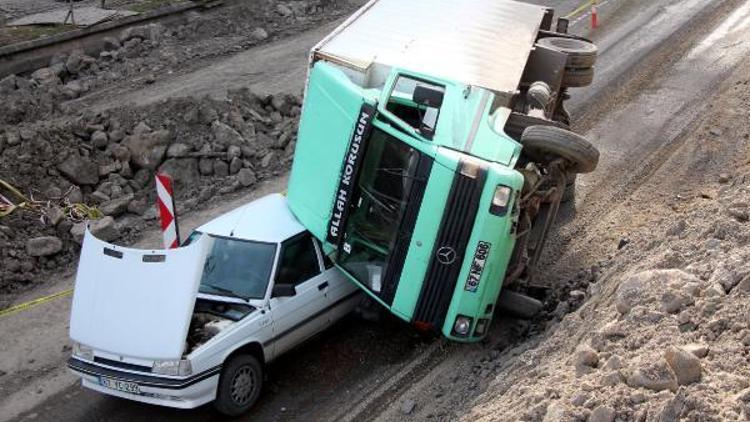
[537, 37, 598, 69]
[496, 289, 543, 320]
[521, 126, 599, 174]
[562, 67, 595, 88]
[214, 354, 263, 417]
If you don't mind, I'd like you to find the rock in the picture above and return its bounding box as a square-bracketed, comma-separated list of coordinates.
[251, 27, 268, 41]
[199, 104, 218, 124]
[682, 344, 708, 358]
[212, 121, 245, 146]
[123, 129, 170, 170]
[0, 74, 16, 94]
[727, 207, 749, 223]
[119, 24, 150, 43]
[65, 50, 84, 74]
[111, 144, 131, 162]
[89, 217, 120, 242]
[70, 222, 86, 244]
[67, 186, 83, 203]
[400, 399, 415, 415]
[26, 236, 63, 257]
[603, 355, 623, 371]
[167, 143, 191, 158]
[227, 145, 242, 160]
[213, 160, 230, 177]
[99, 162, 121, 177]
[237, 168, 256, 187]
[589, 406, 615, 422]
[664, 346, 701, 385]
[47, 206, 65, 226]
[542, 402, 566, 421]
[737, 275, 750, 294]
[198, 158, 213, 175]
[99, 194, 134, 217]
[229, 157, 242, 174]
[61, 80, 84, 99]
[91, 131, 109, 149]
[159, 158, 199, 184]
[276, 4, 293, 16]
[627, 359, 677, 392]
[261, 151, 276, 168]
[660, 291, 688, 314]
[718, 173, 732, 184]
[30, 67, 60, 86]
[575, 346, 599, 368]
[58, 154, 99, 185]
[102, 36, 121, 51]
[127, 197, 148, 215]
[709, 128, 722, 136]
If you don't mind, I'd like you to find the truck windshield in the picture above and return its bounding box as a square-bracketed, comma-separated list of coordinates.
[198, 235, 277, 300]
[338, 128, 420, 295]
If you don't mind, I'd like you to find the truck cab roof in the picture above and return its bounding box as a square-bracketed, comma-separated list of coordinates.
[195, 193, 305, 243]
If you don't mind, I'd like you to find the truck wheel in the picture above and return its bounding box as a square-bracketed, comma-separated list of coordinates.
[562, 67, 594, 88]
[214, 354, 263, 417]
[496, 289, 543, 320]
[521, 126, 599, 174]
[537, 37, 597, 69]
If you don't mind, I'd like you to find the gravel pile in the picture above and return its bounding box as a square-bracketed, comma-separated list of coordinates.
[0, 88, 301, 298]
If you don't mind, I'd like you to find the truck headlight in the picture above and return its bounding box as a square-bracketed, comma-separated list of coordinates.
[490, 185, 512, 216]
[452, 315, 473, 337]
[72, 342, 94, 361]
[152, 359, 192, 376]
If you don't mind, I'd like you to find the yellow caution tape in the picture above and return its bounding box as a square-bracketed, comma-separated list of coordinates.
[0, 288, 73, 318]
[563, 0, 597, 19]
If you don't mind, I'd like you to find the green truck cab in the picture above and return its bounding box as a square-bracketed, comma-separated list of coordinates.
[287, 0, 600, 341]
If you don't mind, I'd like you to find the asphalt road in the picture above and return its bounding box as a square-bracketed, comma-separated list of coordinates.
[4, 0, 750, 420]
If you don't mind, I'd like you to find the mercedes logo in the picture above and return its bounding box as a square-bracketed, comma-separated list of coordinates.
[436, 246, 457, 265]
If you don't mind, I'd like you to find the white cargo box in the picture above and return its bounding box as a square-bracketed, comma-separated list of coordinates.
[311, 0, 548, 94]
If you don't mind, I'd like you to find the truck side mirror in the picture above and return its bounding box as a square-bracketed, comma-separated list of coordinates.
[413, 85, 444, 108]
[272, 284, 296, 298]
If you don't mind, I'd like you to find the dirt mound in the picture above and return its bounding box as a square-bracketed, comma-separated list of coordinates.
[0, 88, 300, 300]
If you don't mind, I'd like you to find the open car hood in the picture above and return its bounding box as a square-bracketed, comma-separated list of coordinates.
[70, 230, 211, 360]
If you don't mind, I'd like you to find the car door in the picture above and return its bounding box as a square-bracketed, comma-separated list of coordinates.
[313, 239, 360, 326]
[268, 233, 329, 356]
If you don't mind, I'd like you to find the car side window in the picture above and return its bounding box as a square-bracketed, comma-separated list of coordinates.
[276, 235, 321, 286]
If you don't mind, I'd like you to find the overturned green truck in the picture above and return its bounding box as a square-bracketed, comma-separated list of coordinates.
[287, 0, 600, 341]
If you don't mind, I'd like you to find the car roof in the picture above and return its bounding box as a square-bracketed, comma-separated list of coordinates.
[195, 193, 306, 243]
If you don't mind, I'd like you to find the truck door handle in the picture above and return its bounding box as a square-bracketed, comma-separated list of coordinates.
[318, 281, 329, 291]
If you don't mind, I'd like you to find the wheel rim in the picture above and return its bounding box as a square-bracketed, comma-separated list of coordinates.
[229, 365, 256, 406]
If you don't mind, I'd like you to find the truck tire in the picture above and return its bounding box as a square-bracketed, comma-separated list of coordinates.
[496, 289, 543, 320]
[521, 126, 599, 174]
[537, 37, 598, 69]
[562, 67, 594, 88]
[214, 354, 263, 417]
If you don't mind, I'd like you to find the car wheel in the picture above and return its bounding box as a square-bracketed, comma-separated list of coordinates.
[521, 125, 600, 174]
[214, 354, 263, 417]
[537, 37, 598, 69]
[562, 67, 595, 88]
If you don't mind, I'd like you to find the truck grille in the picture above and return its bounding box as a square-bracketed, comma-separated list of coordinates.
[380, 158, 433, 305]
[413, 161, 486, 328]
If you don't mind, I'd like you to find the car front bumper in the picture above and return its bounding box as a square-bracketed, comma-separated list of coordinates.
[67, 357, 220, 409]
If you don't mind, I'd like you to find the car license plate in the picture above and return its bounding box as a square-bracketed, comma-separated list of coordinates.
[464, 241, 491, 292]
[99, 377, 141, 394]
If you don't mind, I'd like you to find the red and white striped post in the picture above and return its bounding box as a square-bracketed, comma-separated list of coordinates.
[155, 173, 181, 249]
[591, 2, 599, 29]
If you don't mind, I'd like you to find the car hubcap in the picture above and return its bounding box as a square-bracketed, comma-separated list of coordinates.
[230, 365, 256, 406]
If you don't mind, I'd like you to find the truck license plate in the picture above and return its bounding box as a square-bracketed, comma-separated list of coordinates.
[99, 377, 141, 394]
[464, 241, 491, 292]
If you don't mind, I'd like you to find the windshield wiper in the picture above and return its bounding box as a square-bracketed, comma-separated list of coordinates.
[202, 284, 249, 301]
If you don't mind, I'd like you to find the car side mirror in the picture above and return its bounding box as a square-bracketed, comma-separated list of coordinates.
[272, 284, 296, 298]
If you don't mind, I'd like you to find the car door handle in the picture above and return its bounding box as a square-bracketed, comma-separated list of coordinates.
[318, 281, 329, 291]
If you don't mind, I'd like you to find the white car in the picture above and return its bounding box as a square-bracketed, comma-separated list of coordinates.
[67, 194, 362, 416]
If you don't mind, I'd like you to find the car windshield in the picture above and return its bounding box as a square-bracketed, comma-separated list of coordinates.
[197, 234, 277, 300]
[338, 127, 420, 295]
